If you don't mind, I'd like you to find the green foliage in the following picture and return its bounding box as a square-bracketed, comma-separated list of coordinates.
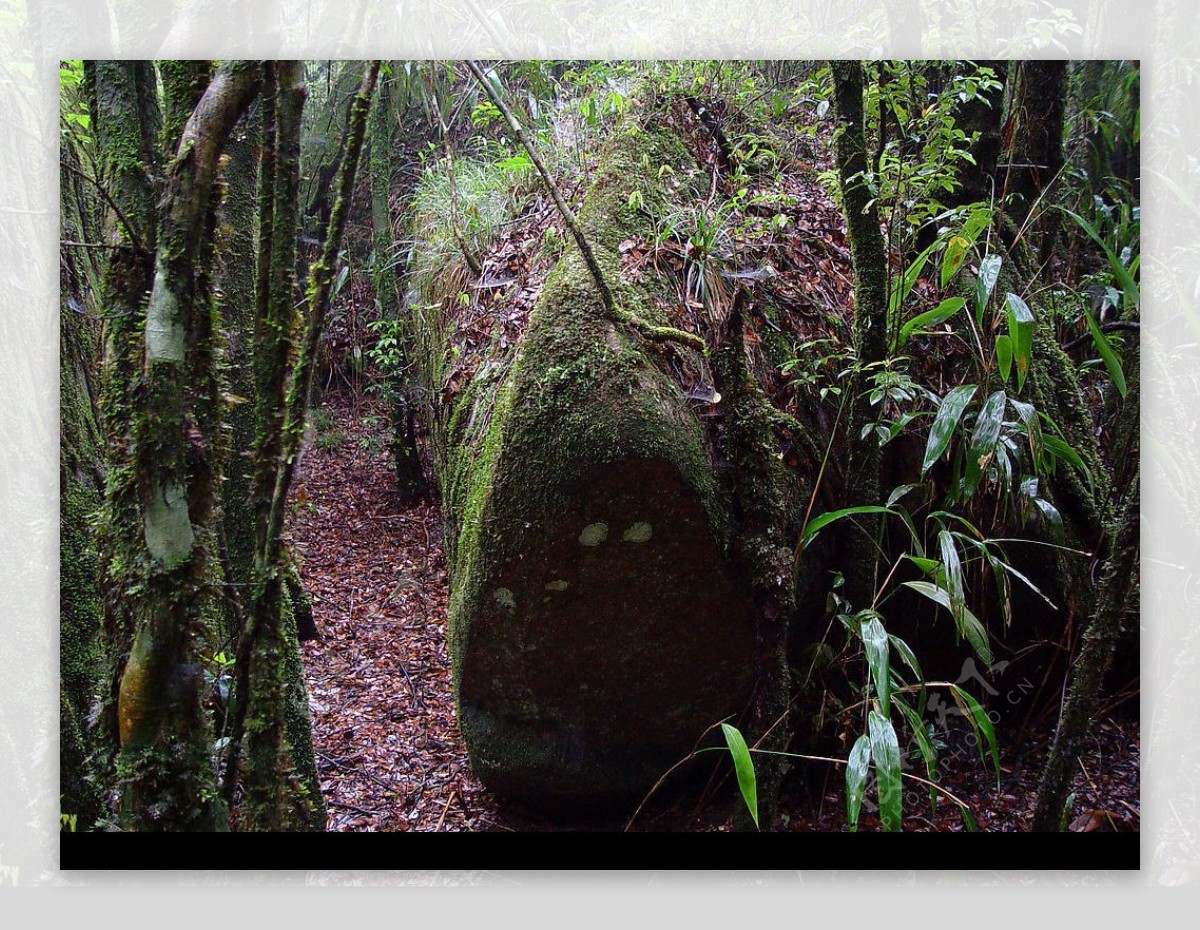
[408, 155, 531, 303]
[60, 59, 92, 145]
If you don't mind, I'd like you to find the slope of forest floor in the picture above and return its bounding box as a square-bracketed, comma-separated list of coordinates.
[289, 393, 1139, 833]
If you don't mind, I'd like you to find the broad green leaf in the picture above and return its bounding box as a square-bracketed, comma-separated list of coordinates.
[941, 236, 969, 288]
[938, 529, 966, 627]
[846, 735, 871, 831]
[886, 483, 919, 507]
[903, 581, 994, 665]
[1082, 305, 1129, 398]
[962, 390, 1006, 498]
[721, 723, 759, 829]
[1004, 294, 1034, 392]
[860, 614, 891, 712]
[905, 554, 940, 575]
[922, 384, 978, 473]
[803, 505, 894, 546]
[994, 334, 1013, 382]
[960, 208, 992, 247]
[950, 686, 1000, 782]
[868, 711, 903, 832]
[975, 254, 1003, 323]
[898, 297, 967, 347]
[894, 697, 937, 813]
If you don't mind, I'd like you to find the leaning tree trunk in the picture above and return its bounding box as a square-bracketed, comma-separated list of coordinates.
[224, 60, 378, 831]
[301, 60, 368, 234]
[114, 61, 260, 831]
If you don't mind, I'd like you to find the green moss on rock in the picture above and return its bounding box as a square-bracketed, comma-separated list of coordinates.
[441, 105, 755, 809]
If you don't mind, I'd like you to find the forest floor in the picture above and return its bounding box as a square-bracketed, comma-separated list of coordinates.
[289, 392, 1140, 833]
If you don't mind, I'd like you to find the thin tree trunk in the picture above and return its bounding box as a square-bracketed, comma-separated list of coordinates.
[370, 67, 427, 504]
[830, 59, 888, 609]
[225, 60, 379, 830]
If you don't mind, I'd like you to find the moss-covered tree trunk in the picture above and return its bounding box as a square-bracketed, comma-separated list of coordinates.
[89, 59, 163, 826]
[59, 144, 108, 830]
[1003, 60, 1067, 263]
[225, 60, 378, 831]
[368, 67, 426, 504]
[830, 59, 889, 610]
[1032, 468, 1138, 830]
[115, 60, 260, 831]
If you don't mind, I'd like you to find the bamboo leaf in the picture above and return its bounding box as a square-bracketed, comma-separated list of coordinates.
[860, 614, 891, 712]
[1058, 207, 1139, 310]
[962, 390, 1006, 498]
[1082, 305, 1129, 398]
[846, 735, 871, 831]
[1033, 496, 1065, 544]
[1004, 294, 1034, 392]
[720, 723, 759, 830]
[938, 529, 966, 628]
[994, 334, 1013, 382]
[950, 685, 1001, 783]
[898, 297, 967, 347]
[903, 581, 993, 665]
[1009, 398, 1042, 468]
[1041, 432, 1092, 488]
[803, 505, 895, 546]
[868, 711, 903, 832]
[922, 384, 977, 473]
[888, 632, 924, 683]
[889, 240, 939, 316]
[894, 697, 937, 814]
[975, 254, 1003, 323]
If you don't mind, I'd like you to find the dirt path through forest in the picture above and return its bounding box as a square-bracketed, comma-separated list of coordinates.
[289, 396, 490, 832]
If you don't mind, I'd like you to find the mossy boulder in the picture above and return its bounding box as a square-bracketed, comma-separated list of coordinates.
[441, 109, 756, 810]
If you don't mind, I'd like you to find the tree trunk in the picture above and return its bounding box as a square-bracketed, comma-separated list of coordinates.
[830, 59, 888, 610]
[1003, 60, 1067, 263]
[1032, 469, 1139, 830]
[89, 59, 163, 825]
[368, 67, 427, 504]
[301, 60, 368, 234]
[59, 140, 108, 830]
[115, 60, 260, 831]
[225, 60, 378, 830]
[950, 60, 1008, 209]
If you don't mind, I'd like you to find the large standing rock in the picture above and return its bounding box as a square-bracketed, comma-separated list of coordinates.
[439, 112, 756, 809]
